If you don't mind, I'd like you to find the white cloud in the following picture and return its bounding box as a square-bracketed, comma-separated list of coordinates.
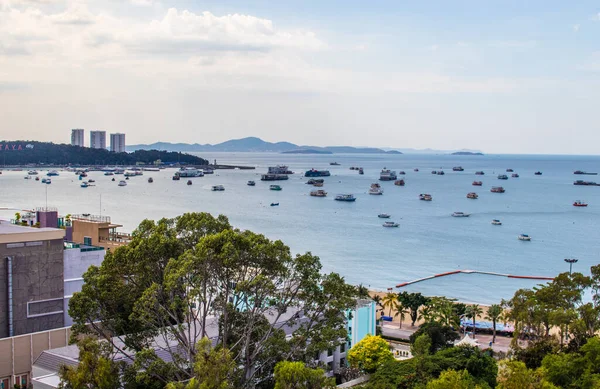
[573, 24, 580, 32]
[130, 0, 153, 6]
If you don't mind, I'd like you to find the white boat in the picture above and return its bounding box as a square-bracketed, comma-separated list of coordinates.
[27, 170, 38, 175]
[335, 194, 356, 202]
[310, 190, 327, 197]
[379, 168, 397, 181]
[124, 171, 137, 177]
[452, 212, 470, 217]
[211, 185, 225, 191]
[419, 193, 433, 201]
[142, 167, 160, 172]
[203, 168, 214, 174]
[369, 183, 384, 195]
[81, 182, 89, 188]
[104, 171, 114, 176]
[118, 180, 127, 187]
[518, 234, 531, 241]
[378, 213, 391, 218]
[383, 221, 399, 227]
[491, 219, 502, 225]
[44, 178, 51, 184]
[114, 168, 125, 175]
[46, 170, 59, 176]
[177, 167, 203, 178]
[247, 180, 256, 186]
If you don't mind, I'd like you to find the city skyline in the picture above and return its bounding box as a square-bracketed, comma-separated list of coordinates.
[1, 1, 600, 154]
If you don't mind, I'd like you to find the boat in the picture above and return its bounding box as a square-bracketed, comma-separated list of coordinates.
[27, 170, 38, 175]
[453, 166, 464, 172]
[379, 168, 397, 181]
[335, 194, 356, 202]
[573, 180, 599, 186]
[125, 177, 129, 180]
[452, 211, 470, 217]
[475, 171, 485, 175]
[172, 175, 180, 181]
[398, 171, 406, 175]
[24, 176, 31, 180]
[506, 169, 514, 172]
[41, 178, 47, 183]
[261, 174, 289, 181]
[573, 200, 588, 207]
[88, 179, 95, 183]
[211, 185, 225, 191]
[350, 167, 357, 170]
[247, 180, 256, 186]
[118, 180, 127, 186]
[466, 192, 478, 199]
[310, 190, 327, 197]
[472, 181, 483, 186]
[511, 173, 519, 178]
[431, 170, 437, 174]
[382, 221, 399, 227]
[270, 203, 279, 206]
[378, 213, 391, 218]
[498, 174, 508, 180]
[394, 179, 405, 186]
[330, 162, 340, 166]
[534, 171, 542, 175]
[437, 171, 445, 175]
[369, 183, 384, 195]
[124, 171, 136, 177]
[148, 177, 153, 183]
[270, 185, 282, 191]
[186, 180, 192, 186]
[491, 186, 505, 193]
[81, 182, 89, 188]
[112, 178, 116, 182]
[142, 167, 160, 172]
[177, 167, 203, 178]
[491, 219, 502, 225]
[35, 176, 40, 181]
[313, 182, 324, 187]
[518, 234, 531, 241]
[358, 168, 364, 175]
[306, 179, 325, 185]
[574, 171, 598, 175]
[414, 168, 419, 172]
[203, 168, 214, 175]
[46, 170, 59, 176]
[268, 165, 293, 174]
[114, 168, 124, 175]
[305, 169, 331, 177]
[104, 172, 114, 176]
[419, 193, 433, 201]
[44, 178, 51, 184]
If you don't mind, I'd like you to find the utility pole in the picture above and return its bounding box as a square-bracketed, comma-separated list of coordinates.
[564, 258, 578, 275]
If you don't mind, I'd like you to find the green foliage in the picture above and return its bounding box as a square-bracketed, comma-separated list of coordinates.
[273, 361, 335, 389]
[411, 334, 432, 358]
[58, 338, 122, 389]
[397, 292, 430, 327]
[347, 335, 394, 373]
[426, 369, 485, 389]
[409, 322, 459, 354]
[540, 336, 600, 388]
[496, 360, 557, 389]
[484, 305, 504, 344]
[421, 297, 460, 328]
[383, 293, 398, 317]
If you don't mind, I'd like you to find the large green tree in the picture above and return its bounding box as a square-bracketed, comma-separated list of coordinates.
[398, 292, 430, 327]
[273, 361, 335, 389]
[58, 338, 123, 389]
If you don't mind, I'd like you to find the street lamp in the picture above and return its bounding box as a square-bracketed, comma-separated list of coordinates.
[564, 258, 578, 275]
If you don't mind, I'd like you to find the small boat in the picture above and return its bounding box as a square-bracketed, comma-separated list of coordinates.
[491, 186, 505, 193]
[306, 179, 324, 185]
[466, 192, 478, 199]
[573, 200, 588, 207]
[472, 181, 483, 186]
[211, 185, 225, 191]
[398, 171, 406, 175]
[335, 194, 356, 202]
[45, 178, 52, 184]
[574, 171, 598, 175]
[369, 183, 383, 195]
[414, 168, 419, 172]
[475, 171, 485, 175]
[534, 171, 542, 175]
[518, 234, 531, 241]
[118, 180, 127, 186]
[81, 182, 89, 188]
[112, 177, 116, 182]
[35, 176, 40, 181]
[270, 185, 282, 191]
[506, 169, 514, 172]
[104, 172, 114, 176]
[431, 170, 437, 174]
[497, 174, 508, 180]
[148, 177, 153, 183]
[203, 168, 214, 175]
[24, 176, 31, 180]
[573, 180, 598, 186]
[512, 173, 519, 178]
[437, 171, 445, 175]
[87, 179, 95, 183]
[172, 175, 180, 181]
[313, 182, 324, 187]
[451, 212, 470, 217]
[41, 178, 47, 183]
[247, 180, 256, 186]
[330, 162, 341, 166]
[79, 172, 87, 178]
[270, 202, 279, 206]
[491, 219, 502, 225]
[125, 177, 129, 180]
[28, 170, 38, 175]
[310, 190, 327, 197]
[358, 168, 364, 175]
[453, 166, 464, 172]
[419, 193, 433, 201]
[46, 170, 59, 176]
[186, 180, 192, 186]
[383, 221, 399, 228]
[350, 167, 356, 170]
[394, 179, 405, 186]
[378, 213, 391, 218]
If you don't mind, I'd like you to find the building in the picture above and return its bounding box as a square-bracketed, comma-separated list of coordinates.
[70, 129, 84, 147]
[69, 214, 132, 250]
[89, 131, 106, 149]
[110, 133, 126, 153]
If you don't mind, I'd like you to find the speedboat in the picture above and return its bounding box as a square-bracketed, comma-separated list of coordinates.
[369, 183, 383, 195]
[466, 192, 478, 199]
[335, 194, 356, 202]
[394, 179, 405, 186]
[270, 185, 282, 191]
[453, 166, 464, 171]
[497, 174, 508, 180]
[475, 171, 485, 175]
[118, 180, 127, 187]
[247, 180, 256, 186]
[383, 221, 399, 227]
[270, 202, 279, 206]
[211, 185, 225, 191]
[419, 193, 432, 201]
[378, 213, 391, 218]
[491, 186, 505, 193]
[535, 171, 543, 175]
[518, 234, 531, 241]
[472, 181, 483, 186]
[573, 200, 588, 207]
[451, 212, 470, 217]
[310, 190, 327, 197]
[491, 219, 502, 225]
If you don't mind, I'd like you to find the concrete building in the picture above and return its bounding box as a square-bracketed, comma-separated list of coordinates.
[89, 130, 106, 149]
[70, 214, 131, 250]
[110, 133, 126, 153]
[70, 129, 84, 147]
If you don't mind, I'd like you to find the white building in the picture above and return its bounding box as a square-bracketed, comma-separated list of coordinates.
[70, 129, 84, 147]
[90, 131, 106, 149]
[110, 133, 126, 153]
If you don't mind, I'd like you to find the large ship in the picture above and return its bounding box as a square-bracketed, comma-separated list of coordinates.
[268, 165, 294, 174]
[379, 168, 397, 181]
[305, 169, 331, 177]
[261, 174, 289, 181]
[176, 167, 203, 178]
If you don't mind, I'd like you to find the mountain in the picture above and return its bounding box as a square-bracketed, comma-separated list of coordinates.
[127, 137, 401, 154]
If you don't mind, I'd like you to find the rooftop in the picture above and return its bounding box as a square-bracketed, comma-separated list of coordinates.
[0, 219, 65, 244]
[0, 220, 61, 235]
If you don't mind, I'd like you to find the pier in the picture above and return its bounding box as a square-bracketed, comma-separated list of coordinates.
[395, 269, 554, 288]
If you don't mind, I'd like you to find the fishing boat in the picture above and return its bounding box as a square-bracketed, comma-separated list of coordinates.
[118, 180, 127, 186]
[451, 212, 470, 217]
[270, 185, 282, 191]
[497, 174, 508, 180]
[310, 190, 327, 197]
[382, 221, 399, 227]
[148, 177, 153, 183]
[518, 234, 531, 241]
[306, 179, 325, 185]
[369, 183, 384, 195]
[512, 173, 519, 178]
[453, 166, 464, 171]
[335, 194, 356, 202]
[419, 193, 433, 201]
[379, 168, 397, 181]
[535, 171, 542, 175]
[186, 180, 192, 186]
[466, 192, 478, 199]
[472, 181, 483, 186]
[378, 213, 391, 218]
[491, 186, 505, 193]
[394, 179, 405, 186]
[211, 185, 225, 191]
[491, 219, 502, 225]
[247, 180, 256, 186]
[573, 200, 588, 207]
[475, 171, 485, 175]
[305, 169, 331, 177]
[270, 203, 279, 206]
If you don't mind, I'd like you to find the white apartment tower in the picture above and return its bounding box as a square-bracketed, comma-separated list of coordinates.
[71, 129, 84, 147]
[110, 133, 126, 153]
[90, 131, 106, 149]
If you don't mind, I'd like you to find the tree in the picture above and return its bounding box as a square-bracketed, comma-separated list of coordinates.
[273, 361, 335, 389]
[58, 338, 123, 389]
[347, 334, 394, 373]
[398, 292, 430, 326]
[426, 369, 484, 389]
[394, 301, 409, 329]
[410, 322, 459, 354]
[484, 305, 504, 343]
[464, 305, 483, 339]
[411, 334, 432, 358]
[541, 336, 600, 388]
[382, 292, 398, 317]
[422, 297, 460, 328]
[496, 360, 557, 389]
[356, 284, 370, 299]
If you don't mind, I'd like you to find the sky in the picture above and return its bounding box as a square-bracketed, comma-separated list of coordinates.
[1, 0, 599, 154]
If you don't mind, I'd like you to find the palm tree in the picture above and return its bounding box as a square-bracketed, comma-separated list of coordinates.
[465, 304, 483, 339]
[382, 292, 398, 317]
[372, 295, 384, 318]
[393, 301, 408, 329]
[356, 284, 370, 299]
[485, 304, 504, 343]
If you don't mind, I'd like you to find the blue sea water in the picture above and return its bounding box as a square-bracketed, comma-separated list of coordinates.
[2, 153, 599, 304]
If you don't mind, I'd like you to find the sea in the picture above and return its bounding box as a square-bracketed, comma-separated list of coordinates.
[2, 152, 599, 305]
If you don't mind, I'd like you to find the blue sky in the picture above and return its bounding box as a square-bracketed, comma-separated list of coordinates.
[1, 0, 599, 154]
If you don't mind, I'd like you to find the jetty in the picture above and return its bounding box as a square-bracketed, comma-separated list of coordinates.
[395, 269, 554, 288]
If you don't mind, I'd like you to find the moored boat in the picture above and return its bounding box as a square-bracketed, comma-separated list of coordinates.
[466, 192, 478, 199]
[394, 179, 405, 186]
[475, 171, 485, 175]
[313, 182, 324, 187]
[518, 234, 531, 241]
[28, 170, 38, 175]
[574, 171, 598, 175]
[330, 162, 340, 166]
[270, 203, 279, 206]
[419, 193, 433, 201]
[437, 170, 445, 175]
[506, 168, 514, 172]
[148, 177, 153, 183]
[534, 171, 542, 175]
[46, 170, 59, 176]
[186, 180, 192, 186]
[379, 168, 397, 181]
[104, 171, 114, 176]
[497, 174, 508, 180]
[177, 167, 203, 178]
[81, 182, 89, 188]
[453, 166, 464, 171]
[211, 185, 225, 191]
[451, 212, 470, 217]
[491, 186, 505, 193]
[118, 180, 127, 186]
[382, 221, 399, 227]
[369, 183, 383, 195]
[573, 180, 598, 186]
[268, 165, 294, 174]
[172, 175, 180, 181]
[491, 219, 502, 225]
[335, 194, 356, 202]
[306, 179, 325, 185]
[472, 181, 483, 186]
[305, 169, 331, 177]
[270, 185, 282, 191]
[358, 168, 364, 175]
[573, 200, 588, 207]
[261, 174, 289, 181]
[511, 173, 519, 178]
[398, 171, 406, 175]
[378, 213, 391, 218]
[247, 180, 256, 186]
[310, 189, 327, 197]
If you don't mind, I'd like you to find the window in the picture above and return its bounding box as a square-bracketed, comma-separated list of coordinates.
[327, 349, 333, 357]
[340, 358, 346, 368]
[84, 236, 92, 245]
[26, 241, 43, 247]
[340, 343, 346, 353]
[348, 326, 352, 334]
[6, 243, 24, 248]
[1, 377, 10, 389]
[14, 374, 27, 388]
[327, 361, 333, 371]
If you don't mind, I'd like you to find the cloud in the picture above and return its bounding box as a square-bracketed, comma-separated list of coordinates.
[130, 0, 153, 5]
[488, 40, 537, 48]
[573, 24, 580, 32]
